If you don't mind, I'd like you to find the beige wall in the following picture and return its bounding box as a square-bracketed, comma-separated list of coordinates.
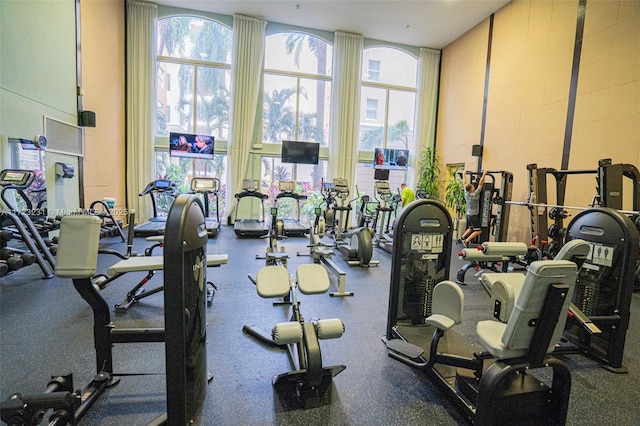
[80, 0, 126, 215]
[436, 0, 640, 242]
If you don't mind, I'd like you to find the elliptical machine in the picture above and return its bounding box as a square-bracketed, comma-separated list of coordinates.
[322, 178, 377, 267]
[371, 180, 398, 253]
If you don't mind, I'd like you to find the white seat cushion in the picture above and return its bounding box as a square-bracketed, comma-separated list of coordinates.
[425, 314, 456, 331]
[256, 265, 290, 298]
[297, 264, 330, 295]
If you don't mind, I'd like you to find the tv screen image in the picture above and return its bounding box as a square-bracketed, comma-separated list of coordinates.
[373, 147, 409, 170]
[281, 140, 320, 165]
[169, 132, 214, 160]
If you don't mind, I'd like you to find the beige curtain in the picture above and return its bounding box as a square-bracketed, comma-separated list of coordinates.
[414, 47, 441, 154]
[125, 0, 157, 222]
[225, 14, 266, 223]
[329, 31, 363, 187]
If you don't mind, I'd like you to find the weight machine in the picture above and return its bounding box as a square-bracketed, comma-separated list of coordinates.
[455, 170, 515, 283]
[0, 195, 211, 425]
[383, 199, 576, 424]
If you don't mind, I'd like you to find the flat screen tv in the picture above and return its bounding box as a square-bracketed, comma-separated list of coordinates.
[374, 147, 409, 170]
[169, 132, 214, 160]
[281, 140, 320, 165]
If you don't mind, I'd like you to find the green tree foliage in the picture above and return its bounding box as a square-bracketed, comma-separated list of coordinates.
[416, 147, 440, 199]
[444, 169, 465, 217]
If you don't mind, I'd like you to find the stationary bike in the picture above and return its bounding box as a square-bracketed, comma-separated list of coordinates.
[322, 178, 377, 267]
[243, 263, 346, 409]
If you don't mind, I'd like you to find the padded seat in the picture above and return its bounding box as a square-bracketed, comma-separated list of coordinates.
[296, 264, 330, 295]
[425, 281, 464, 331]
[255, 265, 290, 298]
[107, 254, 228, 276]
[476, 260, 578, 360]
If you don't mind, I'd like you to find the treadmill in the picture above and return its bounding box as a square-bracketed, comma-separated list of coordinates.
[275, 180, 309, 237]
[133, 179, 178, 237]
[190, 177, 221, 237]
[233, 179, 269, 237]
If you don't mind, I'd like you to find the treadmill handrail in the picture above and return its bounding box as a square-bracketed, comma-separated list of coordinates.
[235, 190, 268, 200]
[275, 192, 308, 201]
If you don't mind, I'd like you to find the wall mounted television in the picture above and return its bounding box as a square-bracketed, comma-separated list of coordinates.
[281, 140, 320, 165]
[373, 147, 409, 170]
[169, 132, 214, 160]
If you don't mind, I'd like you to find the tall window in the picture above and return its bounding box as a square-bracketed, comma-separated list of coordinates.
[262, 32, 333, 145]
[355, 47, 417, 205]
[261, 32, 333, 223]
[154, 16, 232, 217]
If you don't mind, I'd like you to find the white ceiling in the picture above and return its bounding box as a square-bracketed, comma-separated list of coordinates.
[153, 0, 510, 49]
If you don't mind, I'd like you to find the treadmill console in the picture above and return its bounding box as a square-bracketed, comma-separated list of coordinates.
[154, 180, 173, 190]
[191, 178, 219, 192]
[279, 180, 296, 192]
[242, 179, 259, 191]
[375, 181, 392, 195]
[333, 178, 349, 194]
[0, 169, 35, 188]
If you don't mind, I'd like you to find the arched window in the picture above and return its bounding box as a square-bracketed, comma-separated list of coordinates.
[156, 16, 232, 138]
[262, 32, 333, 145]
[154, 16, 232, 217]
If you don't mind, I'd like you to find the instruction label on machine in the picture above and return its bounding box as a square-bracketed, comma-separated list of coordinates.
[587, 242, 614, 267]
[410, 233, 444, 254]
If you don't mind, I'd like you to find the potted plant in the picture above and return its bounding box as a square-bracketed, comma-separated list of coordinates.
[444, 169, 466, 219]
[416, 146, 440, 199]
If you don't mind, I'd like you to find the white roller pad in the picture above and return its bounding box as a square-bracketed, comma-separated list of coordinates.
[297, 264, 330, 295]
[315, 318, 344, 340]
[481, 242, 528, 256]
[256, 266, 291, 298]
[459, 248, 507, 262]
[272, 321, 303, 345]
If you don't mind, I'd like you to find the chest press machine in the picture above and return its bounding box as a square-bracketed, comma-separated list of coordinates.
[243, 264, 346, 409]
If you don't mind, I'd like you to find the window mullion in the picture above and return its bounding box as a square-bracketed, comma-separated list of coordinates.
[383, 88, 391, 147]
[192, 64, 199, 133]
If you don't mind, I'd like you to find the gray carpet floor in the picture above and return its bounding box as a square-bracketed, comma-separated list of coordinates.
[1, 224, 639, 425]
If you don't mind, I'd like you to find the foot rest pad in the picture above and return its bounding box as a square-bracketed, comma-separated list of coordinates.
[386, 339, 424, 359]
[272, 321, 303, 345]
[315, 318, 344, 340]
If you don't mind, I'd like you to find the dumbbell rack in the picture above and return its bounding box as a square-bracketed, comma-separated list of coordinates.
[0, 210, 56, 279]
